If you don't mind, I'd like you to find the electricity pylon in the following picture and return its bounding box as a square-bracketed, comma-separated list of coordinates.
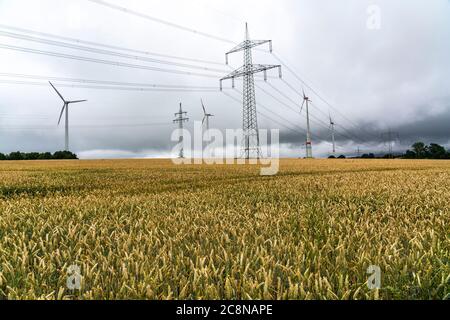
[329, 113, 336, 156]
[220, 23, 282, 159]
[173, 103, 189, 159]
[381, 129, 400, 158]
[300, 90, 313, 158]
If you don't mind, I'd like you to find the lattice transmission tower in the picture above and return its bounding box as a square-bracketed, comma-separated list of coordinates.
[381, 129, 400, 158]
[173, 103, 189, 159]
[220, 23, 282, 159]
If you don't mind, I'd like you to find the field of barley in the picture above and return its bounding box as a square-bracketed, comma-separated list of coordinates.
[0, 159, 448, 300]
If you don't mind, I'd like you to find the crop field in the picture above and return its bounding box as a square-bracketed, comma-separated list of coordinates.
[0, 159, 448, 300]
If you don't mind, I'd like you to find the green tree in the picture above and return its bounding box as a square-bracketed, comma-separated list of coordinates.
[24, 152, 40, 160]
[38, 152, 53, 160]
[53, 151, 78, 160]
[8, 151, 24, 160]
[427, 143, 447, 159]
[404, 150, 416, 159]
[412, 142, 426, 158]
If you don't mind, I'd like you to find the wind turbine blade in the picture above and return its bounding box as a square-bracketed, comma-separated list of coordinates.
[49, 81, 66, 103]
[300, 100, 305, 114]
[302, 88, 306, 99]
[57, 104, 65, 125]
[68, 100, 87, 104]
[201, 99, 206, 115]
[202, 116, 206, 125]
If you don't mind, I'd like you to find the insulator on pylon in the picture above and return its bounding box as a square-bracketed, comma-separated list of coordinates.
[264, 70, 267, 81]
[269, 41, 273, 53]
[232, 77, 235, 88]
[225, 54, 229, 65]
[278, 67, 282, 79]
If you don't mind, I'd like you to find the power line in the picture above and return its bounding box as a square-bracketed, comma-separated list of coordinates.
[0, 30, 229, 73]
[86, 0, 371, 145]
[275, 78, 371, 144]
[0, 43, 221, 79]
[238, 87, 347, 150]
[0, 122, 172, 130]
[277, 77, 368, 143]
[0, 23, 225, 66]
[87, 0, 235, 44]
[0, 72, 219, 90]
[255, 83, 353, 142]
[255, 83, 299, 115]
[221, 91, 302, 136]
[308, 101, 366, 143]
[223, 90, 345, 152]
[232, 88, 306, 135]
[234, 87, 345, 147]
[266, 81, 300, 108]
[0, 113, 50, 119]
[0, 79, 220, 93]
[272, 52, 380, 142]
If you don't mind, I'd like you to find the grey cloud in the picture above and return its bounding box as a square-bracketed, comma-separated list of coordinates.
[0, 0, 449, 158]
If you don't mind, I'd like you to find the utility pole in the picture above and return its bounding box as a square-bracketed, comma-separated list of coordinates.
[381, 129, 399, 158]
[173, 103, 189, 159]
[220, 23, 282, 159]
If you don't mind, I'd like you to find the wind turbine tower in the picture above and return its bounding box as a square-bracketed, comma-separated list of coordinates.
[49, 82, 87, 151]
[301, 90, 313, 159]
[220, 23, 282, 159]
[329, 114, 336, 156]
[173, 103, 189, 159]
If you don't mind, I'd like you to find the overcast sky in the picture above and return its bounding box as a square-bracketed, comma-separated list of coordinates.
[0, 0, 449, 158]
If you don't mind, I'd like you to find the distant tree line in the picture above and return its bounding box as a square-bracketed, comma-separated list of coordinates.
[403, 142, 450, 159]
[349, 142, 450, 160]
[0, 151, 78, 161]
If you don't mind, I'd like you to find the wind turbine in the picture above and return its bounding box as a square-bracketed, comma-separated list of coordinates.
[201, 99, 214, 133]
[201, 99, 214, 159]
[329, 113, 336, 156]
[49, 81, 87, 151]
[300, 90, 313, 158]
